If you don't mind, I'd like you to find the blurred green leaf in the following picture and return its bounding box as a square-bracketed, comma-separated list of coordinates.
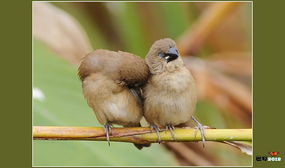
[106, 2, 149, 57]
[196, 100, 226, 128]
[158, 3, 193, 39]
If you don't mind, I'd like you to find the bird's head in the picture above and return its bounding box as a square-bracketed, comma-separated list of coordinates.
[146, 38, 184, 74]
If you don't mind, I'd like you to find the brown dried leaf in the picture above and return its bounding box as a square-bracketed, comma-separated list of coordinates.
[33, 2, 93, 65]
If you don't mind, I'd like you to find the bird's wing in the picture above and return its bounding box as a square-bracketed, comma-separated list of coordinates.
[116, 51, 149, 108]
[78, 50, 150, 85]
[78, 49, 121, 81]
[117, 51, 150, 86]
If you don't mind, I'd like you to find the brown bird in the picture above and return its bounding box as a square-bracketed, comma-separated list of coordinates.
[78, 49, 150, 149]
[143, 38, 205, 144]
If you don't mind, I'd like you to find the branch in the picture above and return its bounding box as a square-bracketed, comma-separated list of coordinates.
[33, 126, 252, 144]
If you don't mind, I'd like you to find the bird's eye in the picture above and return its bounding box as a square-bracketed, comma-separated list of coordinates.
[158, 52, 165, 58]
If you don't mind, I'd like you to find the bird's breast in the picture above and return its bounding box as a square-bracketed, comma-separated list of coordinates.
[144, 67, 197, 126]
[153, 68, 193, 92]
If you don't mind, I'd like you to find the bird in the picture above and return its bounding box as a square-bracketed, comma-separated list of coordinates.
[78, 49, 150, 149]
[143, 38, 205, 144]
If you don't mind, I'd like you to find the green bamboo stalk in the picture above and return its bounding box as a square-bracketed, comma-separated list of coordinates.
[33, 126, 252, 144]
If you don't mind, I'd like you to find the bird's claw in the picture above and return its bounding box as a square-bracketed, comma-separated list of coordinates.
[166, 124, 176, 141]
[192, 116, 206, 148]
[150, 124, 161, 143]
[104, 123, 112, 146]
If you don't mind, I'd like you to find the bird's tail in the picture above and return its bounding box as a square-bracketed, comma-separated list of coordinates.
[133, 143, 151, 150]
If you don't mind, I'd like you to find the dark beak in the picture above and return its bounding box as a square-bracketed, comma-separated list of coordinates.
[164, 47, 179, 62]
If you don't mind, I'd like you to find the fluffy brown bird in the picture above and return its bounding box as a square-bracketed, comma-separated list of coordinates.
[144, 38, 205, 144]
[78, 49, 150, 149]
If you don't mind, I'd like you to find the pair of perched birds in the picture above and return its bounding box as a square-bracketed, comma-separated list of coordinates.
[78, 38, 205, 149]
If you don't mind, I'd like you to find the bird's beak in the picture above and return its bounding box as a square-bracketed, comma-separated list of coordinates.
[164, 47, 179, 63]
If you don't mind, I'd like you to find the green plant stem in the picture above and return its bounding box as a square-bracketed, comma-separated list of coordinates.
[33, 126, 252, 144]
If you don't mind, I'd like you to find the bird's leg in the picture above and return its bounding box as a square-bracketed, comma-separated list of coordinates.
[191, 116, 206, 148]
[104, 122, 112, 146]
[166, 124, 176, 141]
[150, 124, 161, 143]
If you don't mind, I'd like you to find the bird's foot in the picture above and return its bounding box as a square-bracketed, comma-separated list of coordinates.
[104, 123, 112, 146]
[166, 124, 176, 141]
[150, 124, 161, 143]
[191, 116, 206, 148]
